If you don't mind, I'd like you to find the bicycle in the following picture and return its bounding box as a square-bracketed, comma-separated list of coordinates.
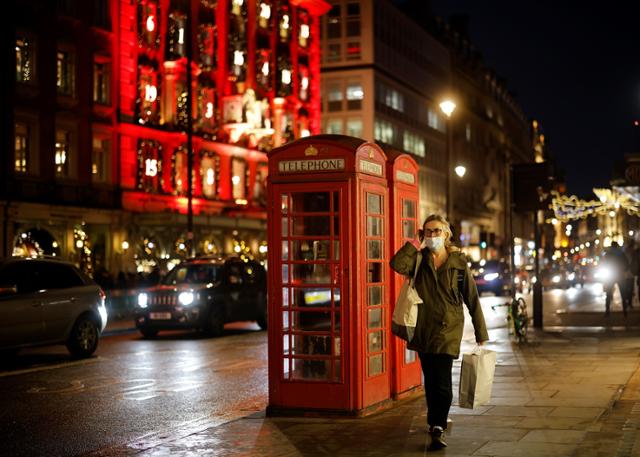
[491, 296, 528, 342]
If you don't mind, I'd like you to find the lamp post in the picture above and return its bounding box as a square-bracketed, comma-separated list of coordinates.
[440, 100, 456, 222]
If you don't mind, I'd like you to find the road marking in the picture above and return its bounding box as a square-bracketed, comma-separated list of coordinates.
[0, 357, 104, 378]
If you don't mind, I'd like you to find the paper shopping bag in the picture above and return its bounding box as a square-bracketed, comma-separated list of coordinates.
[458, 348, 496, 409]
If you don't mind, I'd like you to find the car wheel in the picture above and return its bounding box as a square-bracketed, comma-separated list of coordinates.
[140, 328, 158, 339]
[205, 306, 224, 337]
[66, 314, 100, 358]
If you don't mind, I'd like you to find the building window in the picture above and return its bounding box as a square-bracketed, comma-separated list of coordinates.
[137, 66, 160, 124]
[16, 36, 34, 83]
[346, 42, 361, 60]
[198, 24, 216, 69]
[55, 129, 71, 178]
[167, 12, 187, 60]
[327, 83, 343, 111]
[137, 139, 163, 192]
[346, 82, 363, 110]
[346, 2, 360, 37]
[200, 151, 220, 199]
[93, 0, 111, 29]
[327, 5, 341, 39]
[403, 131, 425, 157]
[138, 0, 160, 48]
[346, 118, 363, 138]
[172, 146, 188, 195]
[326, 118, 343, 134]
[15, 123, 29, 173]
[374, 119, 398, 146]
[56, 49, 75, 96]
[298, 11, 310, 48]
[92, 135, 111, 183]
[327, 43, 341, 62]
[231, 157, 247, 202]
[93, 58, 111, 105]
[253, 162, 268, 206]
[198, 85, 216, 132]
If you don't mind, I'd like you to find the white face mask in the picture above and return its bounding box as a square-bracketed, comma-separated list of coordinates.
[424, 236, 445, 251]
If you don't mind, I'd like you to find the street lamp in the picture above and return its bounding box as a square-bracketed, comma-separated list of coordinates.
[440, 99, 456, 222]
[454, 165, 466, 178]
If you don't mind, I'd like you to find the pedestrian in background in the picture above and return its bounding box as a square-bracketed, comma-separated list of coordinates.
[602, 241, 631, 317]
[390, 214, 489, 451]
[625, 238, 639, 308]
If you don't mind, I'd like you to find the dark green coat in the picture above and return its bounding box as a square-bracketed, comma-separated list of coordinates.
[390, 242, 489, 358]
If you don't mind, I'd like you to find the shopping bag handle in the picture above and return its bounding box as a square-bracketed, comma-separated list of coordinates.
[410, 252, 422, 287]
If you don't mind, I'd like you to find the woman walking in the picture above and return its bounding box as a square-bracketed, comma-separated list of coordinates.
[390, 214, 489, 451]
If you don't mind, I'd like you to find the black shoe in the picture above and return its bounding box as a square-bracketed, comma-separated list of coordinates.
[428, 426, 447, 450]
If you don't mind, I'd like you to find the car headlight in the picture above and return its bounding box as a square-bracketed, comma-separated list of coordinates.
[595, 267, 611, 280]
[484, 272, 499, 281]
[178, 291, 194, 306]
[552, 275, 561, 283]
[138, 293, 148, 308]
[567, 272, 575, 281]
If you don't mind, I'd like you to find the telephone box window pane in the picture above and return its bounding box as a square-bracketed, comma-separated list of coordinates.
[291, 192, 330, 212]
[368, 286, 381, 306]
[292, 334, 331, 355]
[367, 240, 382, 259]
[402, 220, 415, 239]
[290, 240, 333, 261]
[283, 334, 290, 354]
[368, 330, 383, 352]
[282, 288, 290, 308]
[367, 217, 382, 236]
[368, 308, 382, 329]
[334, 359, 341, 381]
[333, 241, 340, 260]
[292, 216, 330, 236]
[281, 240, 289, 260]
[366, 194, 382, 214]
[283, 358, 291, 377]
[368, 262, 383, 283]
[292, 310, 331, 331]
[403, 200, 415, 218]
[281, 194, 289, 214]
[292, 358, 330, 380]
[282, 217, 288, 236]
[369, 354, 383, 377]
[333, 216, 340, 236]
[282, 264, 289, 283]
[292, 263, 331, 284]
[333, 191, 340, 211]
[333, 336, 341, 355]
[297, 288, 332, 307]
[405, 347, 417, 364]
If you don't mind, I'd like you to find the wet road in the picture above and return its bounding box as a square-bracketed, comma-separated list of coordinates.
[0, 282, 631, 457]
[0, 324, 268, 457]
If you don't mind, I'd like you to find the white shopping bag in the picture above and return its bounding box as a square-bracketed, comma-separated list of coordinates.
[458, 347, 496, 409]
[391, 253, 422, 343]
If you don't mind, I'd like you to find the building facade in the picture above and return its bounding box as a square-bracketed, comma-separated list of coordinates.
[2, 0, 329, 279]
[319, 0, 451, 222]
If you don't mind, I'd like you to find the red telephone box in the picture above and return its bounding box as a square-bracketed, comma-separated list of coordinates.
[266, 135, 391, 415]
[385, 150, 423, 399]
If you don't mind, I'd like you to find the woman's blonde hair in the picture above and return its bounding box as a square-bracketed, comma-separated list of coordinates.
[422, 214, 459, 252]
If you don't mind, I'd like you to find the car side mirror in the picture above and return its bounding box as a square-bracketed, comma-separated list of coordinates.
[0, 284, 18, 296]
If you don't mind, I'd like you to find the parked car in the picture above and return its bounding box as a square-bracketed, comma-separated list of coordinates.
[0, 257, 108, 358]
[471, 260, 512, 296]
[540, 265, 576, 290]
[135, 256, 267, 338]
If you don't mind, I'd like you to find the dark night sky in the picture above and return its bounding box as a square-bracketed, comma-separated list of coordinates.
[419, 1, 640, 198]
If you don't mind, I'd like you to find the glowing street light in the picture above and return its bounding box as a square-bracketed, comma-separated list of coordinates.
[439, 100, 456, 118]
[454, 165, 466, 178]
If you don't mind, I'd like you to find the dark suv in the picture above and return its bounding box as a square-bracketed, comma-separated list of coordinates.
[134, 256, 267, 338]
[0, 257, 108, 358]
[471, 260, 512, 296]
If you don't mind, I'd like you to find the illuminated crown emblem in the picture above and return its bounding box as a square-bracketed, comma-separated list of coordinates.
[304, 145, 318, 156]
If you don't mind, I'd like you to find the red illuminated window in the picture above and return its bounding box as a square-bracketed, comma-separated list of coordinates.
[137, 139, 163, 193]
[257, 1, 272, 30]
[298, 66, 309, 101]
[172, 146, 189, 196]
[298, 12, 310, 48]
[231, 157, 248, 202]
[256, 50, 272, 93]
[167, 12, 187, 60]
[138, 0, 160, 48]
[200, 151, 220, 199]
[198, 84, 216, 132]
[137, 66, 160, 124]
[252, 162, 268, 206]
[198, 24, 216, 69]
[278, 5, 291, 43]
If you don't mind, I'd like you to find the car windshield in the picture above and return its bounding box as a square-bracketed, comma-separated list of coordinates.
[162, 264, 220, 285]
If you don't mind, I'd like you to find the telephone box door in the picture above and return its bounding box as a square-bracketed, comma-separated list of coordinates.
[360, 182, 391, 407]
[271, 182, 349, 409]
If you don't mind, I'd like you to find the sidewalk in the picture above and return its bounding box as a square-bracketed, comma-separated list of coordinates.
[92, 306, 640, 457]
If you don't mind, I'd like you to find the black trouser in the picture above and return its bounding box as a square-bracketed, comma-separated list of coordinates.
[418, 352, 454, 430]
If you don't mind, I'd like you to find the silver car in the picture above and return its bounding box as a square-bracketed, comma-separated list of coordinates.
[0, 257, 108, 358]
